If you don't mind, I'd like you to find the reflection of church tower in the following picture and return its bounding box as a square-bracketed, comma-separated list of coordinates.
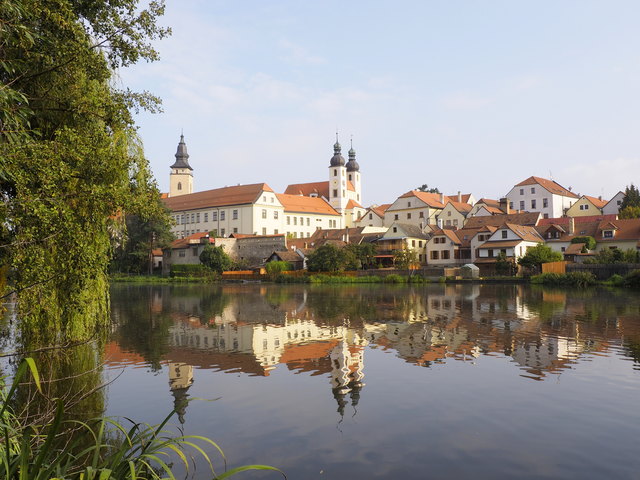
[168, 362, 194, 424]
[329, 341, 365, 419]
[169, 134, 193, 197]
[328, 134, 348, 213]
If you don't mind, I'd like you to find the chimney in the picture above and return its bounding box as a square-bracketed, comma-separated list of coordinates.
[499, 197, 510, 214]
[457, 191, 462, 203]
[598, 195, 602, 201]
[439, 193, 445, 204]
[569, 217, 575, 235]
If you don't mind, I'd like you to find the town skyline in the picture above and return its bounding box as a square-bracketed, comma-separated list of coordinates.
[121, 1, 640, 204]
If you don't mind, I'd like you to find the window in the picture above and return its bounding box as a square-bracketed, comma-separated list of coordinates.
[348, 174, 352, 181]
[300, 217, 303, 225]
[177, 182, 182, 191]
[286, 216, 290, 225]
[204, 213, 208, 222]
[220, 211, 225, 221]
[419, 212, 424, 218]
[394, 214, 399, 220]
[369, 213, 373, 220]
[617, 200, 622, 205]
[509, 202, 514, 210]
[502, 230, 508, 239]
[191, 213, 195, 223]
[561, 247, 566, 252]
[179, 250, 185, 257]
[531, 187, 535, 194]
[293, 217, 297, 225]
[543, 198, 548, 208]
[519, 201, 525, 210]
[233, 210, 238, 220]
[603, 230, 614, 238]
[233, 227, 238, 233]
[263, 196, 266, 202]
[453, 219, 458, 226]
[393, 227, 397, 233]
[446, 220, 451, 226]
[408, 201, 412, 207]
[407, 213, 412, 219]
[306, 218, 310, 226]
[274, 229, 279, 234]
[196, 213, 200, 223]
[271, 197, 274, 203]
[418, 241, 423, 247]
[262, 228, 267, 235]
[430, 251, 439, 260]
[447, 211, 451, 217]
[261, 209, 267, 219]
[333, 189, 338, 197]
[544, 213, 549, 219]
[488, 249, 494, 258]
[531, 199, 536, 209]
[192, 247, 198, 257]
[334, 169, 337, 177]
[442, 250, 450, 260]
[500, 249, 507, 256]
[212, 211, 218, 221]
[412, 240, 416, 247]
[221, 228, 225, 236]
[300, 232, 303, 238]
[520, 188, 524, 195]
[274, 211, 278, 219]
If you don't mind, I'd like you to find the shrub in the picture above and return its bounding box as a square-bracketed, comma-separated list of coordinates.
[170, 264, 210, 277]
[570, 236, 596, 250]
[265, 261, 292, 279]
[624, 270, 640, 287]
[608, 274, 625, 286]
[530, 272, 596, 287]
[383, 274, 405, 284]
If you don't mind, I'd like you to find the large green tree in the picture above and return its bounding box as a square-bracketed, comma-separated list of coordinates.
[199, 245, 232, 274]
[307, 244, 349, 272]
[0, 0, 169, 341]
[518, 244, 563, 270]
[620, 184, 640, 210]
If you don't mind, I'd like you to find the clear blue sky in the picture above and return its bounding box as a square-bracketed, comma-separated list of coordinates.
[120, 0, 640, 205]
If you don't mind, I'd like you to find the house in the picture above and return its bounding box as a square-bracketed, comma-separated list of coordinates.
[275, 193, 343, 239]
[375, 223, 429, 266]
[384, 190, 447, 229]
[266, 250, 305, 270]
[425, 229, 464, 266]
[602, 191, 625, 215]
[468, 198, 507, 217]
[592, 219, 640, 253]
[475, 223, 545, 274]
[566, 195, 607, 217]
[536, 216, 616, 254]
[355, 203, 391, 228]
[436, 201, 473, 229]
[505, 176, 578, 219]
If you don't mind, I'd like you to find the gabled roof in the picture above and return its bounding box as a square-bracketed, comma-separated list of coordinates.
[430, 228, 461, 245]
[382, 222, 429, 240]
[444, 200, 473, 214]
[168, 232, 214, 249]
[269, 250, 303, 263]
[446, 193, 473, 204]
[284, 181, 329, 198]
[163, 183, 274, 211]
[582, 195, 607, 209]
[476, 198, 501, 208]
[345, 199, 363, 209]
[515, 176, 579, 198]
[276, 193, 340, 216]
[603, 191, 625, 208]
[347, 180, 355, 192]
[503, 223, 544, 243]
[537, 214, 617, 226]
[396, 190, 446, 208]
[595, 219, 640, 241]
[464, 212, 541, 228]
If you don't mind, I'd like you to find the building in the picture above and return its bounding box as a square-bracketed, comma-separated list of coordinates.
[384, 191, 447, 229]
[354, 204, 391, 228]
[374, 223, 429, 265]
[602, 191, 625, 215]
[505, 176, 578, 219]
[437, 200, 473, 228]
[475, 223, 545, 271]
[163, 135, 363, 237]
[566, 195, 607, 217]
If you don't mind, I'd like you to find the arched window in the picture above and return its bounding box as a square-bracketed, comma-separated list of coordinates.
[177, 182, 182, 191]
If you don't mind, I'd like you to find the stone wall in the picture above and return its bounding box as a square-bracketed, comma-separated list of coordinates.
[235, 236, 287, 267]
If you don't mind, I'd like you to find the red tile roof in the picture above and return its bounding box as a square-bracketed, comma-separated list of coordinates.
[398, 190, 446, 208]
[346, 199, 363, 209]
[446, 193, 473, 204]
[169, 231, 214, 249]
[464, 212, 541, 228]
[537, 214, 617, 226]
[515, 176, 579, 198]
[276, 193, 340, 216]
[284, 181, 329, 198]
[163, 183, 274, 211]
[582, 195, 607, 209]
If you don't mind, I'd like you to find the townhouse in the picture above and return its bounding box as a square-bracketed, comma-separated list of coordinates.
[505, 176, 578, 219]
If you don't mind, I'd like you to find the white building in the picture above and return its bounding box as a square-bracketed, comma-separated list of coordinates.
[505, 176, 578, 219]
[602, 191, 625, 216]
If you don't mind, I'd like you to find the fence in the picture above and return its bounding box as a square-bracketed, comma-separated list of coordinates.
[542, 261, 568, 274]
[567, 263, 640, 280]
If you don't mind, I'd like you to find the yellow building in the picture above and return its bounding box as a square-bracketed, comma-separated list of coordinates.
[566, 195, 607, 217]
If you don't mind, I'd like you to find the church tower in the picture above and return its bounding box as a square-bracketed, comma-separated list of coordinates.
[345, 138, 362, 204]
[328, 134, 348, 213]
[169, 134, 193, 197]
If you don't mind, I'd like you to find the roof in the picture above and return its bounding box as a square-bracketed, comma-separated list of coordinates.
[345, 199, 364, 209]
[163, 183, 273, 211]
[304, 227, 385, 247]
[397, 190, 446, 208]
[445, 200, 473, 214]
[595, 218, 640, 241]
[464, 212, 541, 228]
[269, 250, 303, 262]
[477, 198, 501, 208]
[565, 243, 585, 255]
[478, 240, 524, 249]
[430, 228, 461, 245]
[603, 191, 625, 208]
[582, 195, 607, 209]
[383, 223, 429, 239]
[515, 176, 579, 198]
[537, 214, 617, 226]
[168, 232, 214, 249]
[446, 193, 473, 204]
[275, 193, 340, 216]
[503, 223, 544, 242]
[284, 181, 329, 199]
[347, 180, 355, 192]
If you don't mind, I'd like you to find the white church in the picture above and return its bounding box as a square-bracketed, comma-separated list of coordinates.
[162, 135, 367, 238]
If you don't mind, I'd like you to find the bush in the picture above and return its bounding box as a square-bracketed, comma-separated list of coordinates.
[265, 261, 292, 279]
[570, 236, 596, 250]
[170, 264, 210, 277]
[309, 274, 382, 284]
[624, 270, 640, 287]
[530, 272, 596, 287]
[608, 274, 625, 286]
[383, 274, 405, 284]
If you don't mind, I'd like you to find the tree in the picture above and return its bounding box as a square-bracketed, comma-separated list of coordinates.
[619, 206, 640, 219]
[0, 0, 169, 341]
[620, 184, 640, 210]
[393, 248, 419, 269]
[199, 245, 232, 274]
[585, 248, 639, 264]
[307, 244, 349, 272]
[416, 184, 440, 193]
[495, 252, 516, 276]
[344, 243, 377, 270]
[570, 236, 596, 251]
[265, 261, 292, 279]
[518, 244, 563, 270]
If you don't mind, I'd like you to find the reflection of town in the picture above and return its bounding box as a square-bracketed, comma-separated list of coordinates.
[107, 284, 640, 418]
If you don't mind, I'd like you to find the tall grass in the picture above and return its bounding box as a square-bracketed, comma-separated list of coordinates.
[0, 359, 284, 479]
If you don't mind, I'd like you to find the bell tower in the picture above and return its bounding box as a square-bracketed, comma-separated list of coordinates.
[328, 133, 348, 213]
[169, 134, 193, 197]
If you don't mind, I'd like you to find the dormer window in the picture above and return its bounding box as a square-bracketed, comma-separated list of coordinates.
[603, 230, 614, 238]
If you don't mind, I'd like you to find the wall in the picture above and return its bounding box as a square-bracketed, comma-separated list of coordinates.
[567, 263, 640, 280]
[235, 236, 287, 267]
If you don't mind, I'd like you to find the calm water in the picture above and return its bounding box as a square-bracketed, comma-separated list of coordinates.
[102, 284, 640, 479]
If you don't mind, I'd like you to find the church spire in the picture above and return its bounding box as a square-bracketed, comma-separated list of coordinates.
[346, 136, 359, 172]
[170, 133, 192, 170]
[330, 131, 345, 166]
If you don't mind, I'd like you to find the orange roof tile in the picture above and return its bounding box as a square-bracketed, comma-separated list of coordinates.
[582, 195, 607, 209]
[276, 193, 340, 216]
[446, 193, 473, 204]
[163, 183, 274, 211]
[169, 231, 214, 249]
[465, 212, 541, 228]
[284, 181, 329, 198]
[537, 214, 617, 226]
[398, 190, 446, 208]
[515, 176, 579, 198]
[345, 199, 363, 209]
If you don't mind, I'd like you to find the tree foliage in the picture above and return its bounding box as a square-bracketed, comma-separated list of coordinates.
[416, 184, 440, 193]
[0, 0, 170, 342]
[570, 236, 596, 250]
[620, 184, 640, 210]
[199, 244, 232, 273]
[619, 206, 640, 219]
[265, 261, 292, 279]
[585, 248, 639, 264]
[344, 243, 377, 270]
[307, 244, 349, 272]
[393, 248, 419, 269]
[517, 244, 563, 269]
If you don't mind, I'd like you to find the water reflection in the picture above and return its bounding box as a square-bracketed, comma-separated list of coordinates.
[108, 284, 640, 402]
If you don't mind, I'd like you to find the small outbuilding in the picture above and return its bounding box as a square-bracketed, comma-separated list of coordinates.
[460, 263, 480, 279]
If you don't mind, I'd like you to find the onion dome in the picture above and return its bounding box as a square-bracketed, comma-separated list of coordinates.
[170, 134, 193, 170]
[329, 134, 345, 167]
[346, 140, 359, 172]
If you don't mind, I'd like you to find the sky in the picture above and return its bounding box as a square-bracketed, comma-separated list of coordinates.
[119, 0, 640, 205]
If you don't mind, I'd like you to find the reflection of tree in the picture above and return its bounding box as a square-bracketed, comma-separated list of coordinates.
[198, 287, 230, 324]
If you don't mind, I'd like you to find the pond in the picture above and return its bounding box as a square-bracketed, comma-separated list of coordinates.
[52, 284, 640, 478]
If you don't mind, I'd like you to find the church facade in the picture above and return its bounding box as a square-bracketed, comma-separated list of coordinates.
[163, 135, 365, 238]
